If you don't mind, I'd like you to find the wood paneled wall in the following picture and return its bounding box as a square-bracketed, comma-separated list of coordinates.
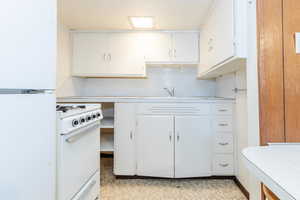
[257, 0, 285, 145]
[258, 0, 300, 145]
[283, 0, 300, 142]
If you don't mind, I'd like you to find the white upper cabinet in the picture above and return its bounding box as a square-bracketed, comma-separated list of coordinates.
[142, 32, 173, 63]
[107, 33, 146, 76]
[72, 32, 146, 77]
[73, 33, 108, 75]
[172, 32, 199, 63]
[72, 31, 199, 77]
[198, 0, 247, 79]
[144, 32, 199, 64]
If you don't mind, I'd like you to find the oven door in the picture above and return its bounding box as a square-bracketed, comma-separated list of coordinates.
[57, 121, 100, 200]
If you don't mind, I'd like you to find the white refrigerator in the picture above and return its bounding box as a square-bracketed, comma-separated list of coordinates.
[0, 1, 57, 200]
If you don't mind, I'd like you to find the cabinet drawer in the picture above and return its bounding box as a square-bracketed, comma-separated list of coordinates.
[213, 155, 234, 175]
[214, 135, 233, 153]
[137, 103, 211, 115]
[214, 117, 233, 132]
[214, 104, 233, 115]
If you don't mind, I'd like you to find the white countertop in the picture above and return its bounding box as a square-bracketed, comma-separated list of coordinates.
[57, 96, 235, 103]
[243, 145, 300, 200]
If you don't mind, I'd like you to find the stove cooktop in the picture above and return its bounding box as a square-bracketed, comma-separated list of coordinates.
[56, 105, 86, 113]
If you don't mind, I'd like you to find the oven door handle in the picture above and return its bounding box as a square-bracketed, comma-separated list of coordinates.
[72, 178, 97, 200]
[63, 121, 100, 143]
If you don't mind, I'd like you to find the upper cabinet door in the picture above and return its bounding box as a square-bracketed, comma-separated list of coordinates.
[199, 28, 214, 73]
[72, 33, 108, 76]
[136, 115, 174, 178]
[174, 116, 212, 178]
[172, 33, 199, 63]
[142, 32, 173, 63]
[107, 33, 146, 76]
[211, 0, 235, 67]
[0, 0, 56, 90]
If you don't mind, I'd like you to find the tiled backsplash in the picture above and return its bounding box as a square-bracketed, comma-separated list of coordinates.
[81, 66, 216, 97]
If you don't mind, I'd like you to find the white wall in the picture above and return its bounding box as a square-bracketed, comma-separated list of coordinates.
[56, 23, 84, 97]
[82, 66, 216, 97]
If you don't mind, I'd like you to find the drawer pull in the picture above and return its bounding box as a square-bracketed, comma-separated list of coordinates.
[219, 163, 229, 167]
[218, 109, 228, 112]
[218, 123, 228, 126]
[219, 142, 229, 146]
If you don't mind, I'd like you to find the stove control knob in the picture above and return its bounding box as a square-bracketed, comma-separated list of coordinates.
[92, 114, 96, 119]
[86, 115, 91, 122]
[96, 112, 101, 118]
[72, 119, 79, 127]
[80, 117, 85, 124]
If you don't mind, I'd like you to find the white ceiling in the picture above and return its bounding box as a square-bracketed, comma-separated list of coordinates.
[60, 0, 214, 30]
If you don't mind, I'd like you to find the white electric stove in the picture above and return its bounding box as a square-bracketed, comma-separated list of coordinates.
[56, 104, 102, 200]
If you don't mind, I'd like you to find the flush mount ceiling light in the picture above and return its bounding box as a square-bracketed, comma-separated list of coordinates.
[129, 17, 155, 29]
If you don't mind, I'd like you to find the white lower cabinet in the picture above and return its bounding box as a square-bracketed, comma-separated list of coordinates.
[136, 115, 174, 178]
[174, 116, 212, 178]
[213, 155, 234, 175]
[212, 104, 235, 176]
[114, 103, 136, 175]
[114, 102, 235, 178]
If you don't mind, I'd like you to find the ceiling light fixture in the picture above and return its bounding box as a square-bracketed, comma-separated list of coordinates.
[129, 16, 155, 29]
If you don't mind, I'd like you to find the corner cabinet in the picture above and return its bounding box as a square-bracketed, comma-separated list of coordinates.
[72, 31, 199, 78]
[198, 0, 247, 79]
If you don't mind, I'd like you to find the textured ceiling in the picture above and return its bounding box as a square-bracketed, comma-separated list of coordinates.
[60, 0, 213, 30]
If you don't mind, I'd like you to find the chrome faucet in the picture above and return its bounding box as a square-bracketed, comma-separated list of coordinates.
[164, 87, 175, 97]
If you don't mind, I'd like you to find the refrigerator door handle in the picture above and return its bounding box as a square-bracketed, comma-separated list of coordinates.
[0, 89, 54, 94]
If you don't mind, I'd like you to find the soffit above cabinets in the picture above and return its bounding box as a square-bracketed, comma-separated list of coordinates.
[60, 0, 213, 30]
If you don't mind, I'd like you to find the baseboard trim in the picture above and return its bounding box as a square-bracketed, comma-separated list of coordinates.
[233, 177, 250, 200]
[115, 175, 236, 180]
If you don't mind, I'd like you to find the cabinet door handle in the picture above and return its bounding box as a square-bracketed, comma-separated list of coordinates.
[177, 132, 180, 142]
[219, 123, 228, 126]
[108, 53, 112, 61]
[219, 163, 229, 167]
[130, 131, 133, 140]
[169, 49, 173, 58]
[169, 132, 172, 142]
[103, 53, 106, 61]
[219, 142, 229, 146]
[174, 49, 177, 58]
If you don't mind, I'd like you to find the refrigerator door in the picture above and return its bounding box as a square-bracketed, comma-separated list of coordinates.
[0, 0, 56, 90]
[0, 93, 56, 200]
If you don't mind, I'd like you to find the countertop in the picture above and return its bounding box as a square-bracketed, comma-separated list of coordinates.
[243, 145, 300, 200]
[57, 96, 235, 103]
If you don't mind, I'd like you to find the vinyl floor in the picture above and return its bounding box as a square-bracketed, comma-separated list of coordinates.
[100, 158, 247, 200]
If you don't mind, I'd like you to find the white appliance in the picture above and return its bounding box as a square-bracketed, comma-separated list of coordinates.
[56, 104, 102, 200]
[0, 1, 57, 200]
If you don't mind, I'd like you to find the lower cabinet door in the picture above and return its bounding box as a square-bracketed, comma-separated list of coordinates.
[136, 115, 174, 178]
[174, 116, 212, 178]
[114, 103, 136, 175]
